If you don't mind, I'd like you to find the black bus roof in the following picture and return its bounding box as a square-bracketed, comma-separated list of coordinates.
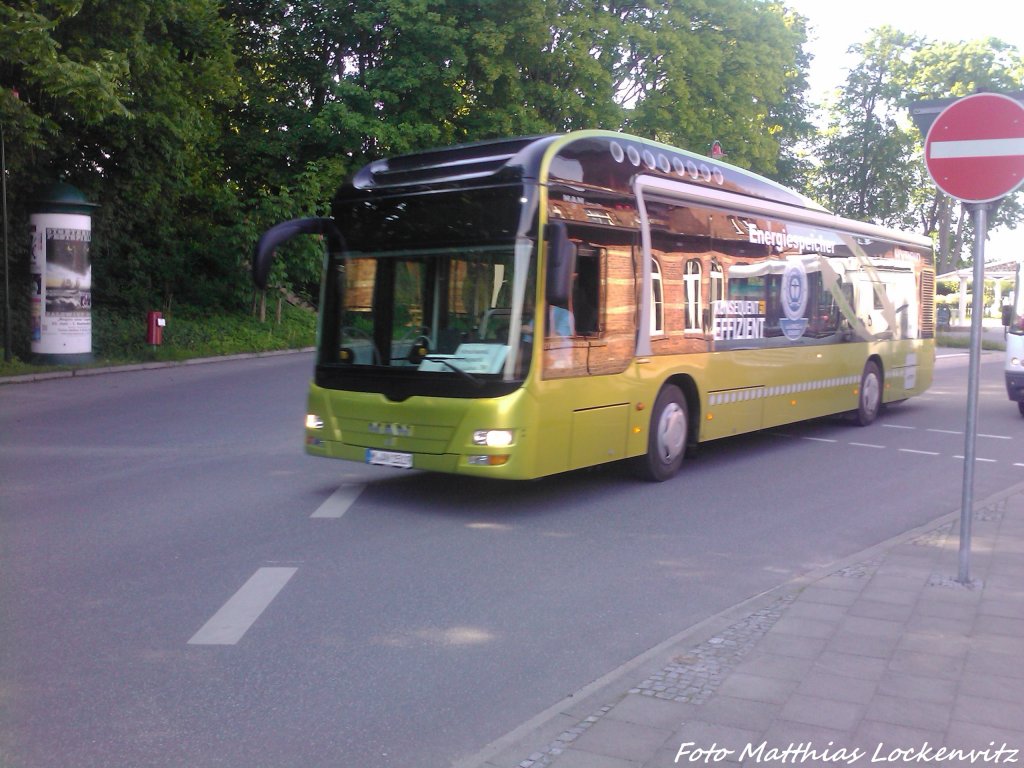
[347, 130, 826, 213]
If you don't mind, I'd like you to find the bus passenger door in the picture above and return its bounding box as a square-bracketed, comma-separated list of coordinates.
[540, 221, 636, 471]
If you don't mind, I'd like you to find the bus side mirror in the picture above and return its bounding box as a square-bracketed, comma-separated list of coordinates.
[545, 222, 576, 308]
[253, 217, 346, 289]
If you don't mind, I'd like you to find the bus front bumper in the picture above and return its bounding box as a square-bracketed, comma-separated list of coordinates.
[305, 438, 539, 479]
[303, 384, 543, 479]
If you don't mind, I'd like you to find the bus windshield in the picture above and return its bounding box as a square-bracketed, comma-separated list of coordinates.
[318, 242, 536, 392]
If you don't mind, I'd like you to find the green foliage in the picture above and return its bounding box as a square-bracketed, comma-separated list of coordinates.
[2, 0, 245, 318]
[809, 27, 1024, 274]
[809, 27, 922, 228]
[0, 0, 131, 149]
[6, 1, 1020, 370]
[0, 0, 870, 357]
[935, 332, 1006, 352]
[613, 0, 813, 181]
[92, 302, 316, 361]
[0, 303, 316, 377]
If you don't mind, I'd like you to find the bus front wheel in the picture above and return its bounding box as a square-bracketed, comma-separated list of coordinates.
[854, 360, 882, 426]
[636, 384, 688, 481]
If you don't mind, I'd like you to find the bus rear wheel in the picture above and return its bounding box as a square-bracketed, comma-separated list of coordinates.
[636, 384, 687, 482]
[854, 360, 882, 426]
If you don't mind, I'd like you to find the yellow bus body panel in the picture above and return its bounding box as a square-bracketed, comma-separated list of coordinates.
[305, 338, 933, 479]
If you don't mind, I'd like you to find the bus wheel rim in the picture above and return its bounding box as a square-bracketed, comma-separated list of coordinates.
[657, 403, 686, 463]
[863, 373, 880, 417]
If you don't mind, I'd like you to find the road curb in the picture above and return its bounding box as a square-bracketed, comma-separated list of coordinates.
[0, 347, 315, 386]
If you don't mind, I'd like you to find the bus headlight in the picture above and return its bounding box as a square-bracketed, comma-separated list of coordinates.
[1012, 357, 1021, 368]
[306, 414, 325, 430]
[473, 429, 514, 447]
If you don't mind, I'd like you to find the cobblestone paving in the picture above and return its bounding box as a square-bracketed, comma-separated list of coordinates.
[628, 595, 796, 704]
[515, 594, 797, 768]
[914, 522, 955, 548]
[973, 497, 1007, 522]
[830, 557, 882, 579]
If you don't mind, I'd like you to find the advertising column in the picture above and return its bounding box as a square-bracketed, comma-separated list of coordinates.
[30, 182, 97, 363]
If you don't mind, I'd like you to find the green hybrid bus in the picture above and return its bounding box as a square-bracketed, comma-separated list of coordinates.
[254, 131, 935, 481]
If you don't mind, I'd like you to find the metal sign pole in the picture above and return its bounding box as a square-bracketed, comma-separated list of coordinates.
[1, 121, 10, 363]
[957, 202, 990, 585]
[918, 92, 1024, 585]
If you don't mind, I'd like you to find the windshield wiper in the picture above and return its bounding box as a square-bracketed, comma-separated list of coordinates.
[422, 356, 484, 387]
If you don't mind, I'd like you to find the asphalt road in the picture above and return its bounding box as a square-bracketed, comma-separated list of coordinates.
[1, 348, 1021, 768]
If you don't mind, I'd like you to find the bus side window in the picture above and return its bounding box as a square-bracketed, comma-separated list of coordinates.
[808, 273, 840, 337]
[573, 247, 601, 336]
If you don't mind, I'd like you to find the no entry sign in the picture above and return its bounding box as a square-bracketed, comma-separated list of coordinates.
[925, 92, 1024, 203]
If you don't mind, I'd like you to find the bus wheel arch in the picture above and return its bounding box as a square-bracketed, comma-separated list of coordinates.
[671, 374, 701, 457]
[854, 357, 884, 426]
[635, 377, 698, 482]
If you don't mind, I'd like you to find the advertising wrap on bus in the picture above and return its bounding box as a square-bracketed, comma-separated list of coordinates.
[253, 130, 936, 481]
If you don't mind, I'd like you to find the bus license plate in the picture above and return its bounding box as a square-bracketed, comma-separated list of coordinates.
[365, 449, 413, 469]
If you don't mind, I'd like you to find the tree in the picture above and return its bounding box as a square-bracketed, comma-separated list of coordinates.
[589, 0, 812, 181]
[0, 0, 131, 151]
[223, 0, 814, 198]
[2, 0, 241, 315]
[904, 37, 1024, 275]
[75, 0, 240, 310]
[809, 27, 922, 228]
[2, 0, 134, 350]
[811, 28, 1024, 275]
[220, 0, 628, 305]
[4, 0, 819, 345]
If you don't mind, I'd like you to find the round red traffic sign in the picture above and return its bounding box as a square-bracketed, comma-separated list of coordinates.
[925, 93, 1024, 203]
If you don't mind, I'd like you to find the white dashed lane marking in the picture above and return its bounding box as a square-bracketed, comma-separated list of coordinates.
[776, 423, 1021, 468]
[188, 567, 297, 646]
[919, 427, 1012, 441]
[311, 483, 366, 519]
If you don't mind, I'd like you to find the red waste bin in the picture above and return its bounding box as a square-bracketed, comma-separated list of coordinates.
[146, 311, 165, 345]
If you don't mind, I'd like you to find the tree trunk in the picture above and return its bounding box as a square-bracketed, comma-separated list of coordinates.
[938, 196, 952, 274]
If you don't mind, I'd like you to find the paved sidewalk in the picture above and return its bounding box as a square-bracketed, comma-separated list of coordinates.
[460, 481, 1024, 768]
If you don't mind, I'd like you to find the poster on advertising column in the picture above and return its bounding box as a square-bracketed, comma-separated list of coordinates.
[30, 212, 93, 359]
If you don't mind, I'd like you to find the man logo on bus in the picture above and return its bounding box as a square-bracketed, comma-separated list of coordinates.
[780, 259, 809, 341]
